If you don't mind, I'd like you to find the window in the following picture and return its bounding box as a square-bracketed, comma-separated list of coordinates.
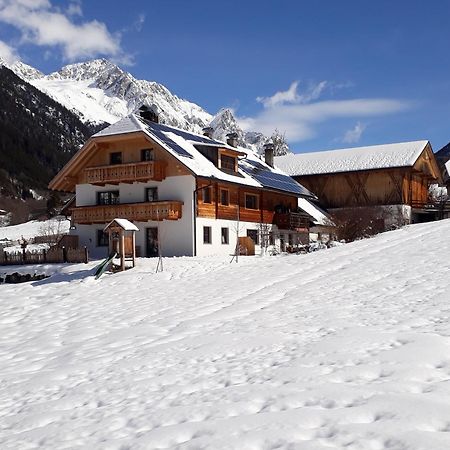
[221, 227, 229, 244]
[97, 230, 109, 247]
[220, 189, 229, 206]
[203, 226, 212, 244]
[97, 191, 119, 205]
[221, 154, 236, 172]
[109, 152, 122, 165]
[141, 148, 154, 161]
[203, 186, 212, 203]
[146, 187, 158, 202]
[247, 229, 259, 245]
[245, 193, 259, 210]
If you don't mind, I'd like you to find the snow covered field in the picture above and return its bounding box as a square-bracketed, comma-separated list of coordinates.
[0, 218, 70, 243]
[1, 220, 450, 449]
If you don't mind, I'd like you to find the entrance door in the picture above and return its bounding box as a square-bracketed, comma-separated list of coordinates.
[146, 227, 158, 257]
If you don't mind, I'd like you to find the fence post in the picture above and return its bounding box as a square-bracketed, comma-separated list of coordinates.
[43, 249, 47, 263]
[62, 246, 68, 263]
[84, 246, 88, 264]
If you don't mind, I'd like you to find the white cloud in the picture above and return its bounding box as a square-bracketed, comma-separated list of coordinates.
[0, 0, 129, 63]
[67, 2, 82, 17]
[257, 81, 300, 108]
[238, 98, 410, 142]
[342, 122, 366, 144]
[134, 13, 145, 32]
[257, 80, 329, 109]
[0, 39, 19, 64]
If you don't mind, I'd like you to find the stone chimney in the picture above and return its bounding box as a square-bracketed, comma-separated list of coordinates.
[202, 126, 214, 139]
[139, 104, 160, 123]
[264, 142, 275, 168]
[226, 132, 239, 147]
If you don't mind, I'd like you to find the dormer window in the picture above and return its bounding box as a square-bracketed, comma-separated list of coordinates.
[141, 148, 154, 161]
[220, 154, 236, 172]
[110, 152, 122, 165]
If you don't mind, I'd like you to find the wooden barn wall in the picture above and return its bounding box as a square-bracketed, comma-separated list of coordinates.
[196, 179, 297, 224]
[295, 169, 415, 209]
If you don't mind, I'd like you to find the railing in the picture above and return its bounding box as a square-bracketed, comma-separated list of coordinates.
[72, 201, 183, 224]
[84, 161, 166, 184]
[273, 212, 310, 230]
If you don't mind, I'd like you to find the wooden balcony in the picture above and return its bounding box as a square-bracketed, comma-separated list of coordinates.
[273, 212, 310, 231]
[83, 161, 166, 185]
[72, 201, 183, 224]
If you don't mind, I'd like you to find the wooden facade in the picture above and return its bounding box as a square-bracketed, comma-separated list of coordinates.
[50, 133, 191, 193]
[293, 147, 441, 211]
[72, 201, 183, 224]
[196, 178, 305, 228]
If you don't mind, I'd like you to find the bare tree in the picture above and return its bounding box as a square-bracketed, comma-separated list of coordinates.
[37, 216, 68, 246]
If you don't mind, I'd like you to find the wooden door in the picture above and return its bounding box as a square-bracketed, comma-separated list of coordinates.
[146, 227, 158, 257]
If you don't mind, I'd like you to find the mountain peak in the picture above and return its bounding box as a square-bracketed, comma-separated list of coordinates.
[4, 57, 289, 153]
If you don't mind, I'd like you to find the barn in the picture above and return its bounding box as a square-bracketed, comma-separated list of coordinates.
[275, 140, 442, 227]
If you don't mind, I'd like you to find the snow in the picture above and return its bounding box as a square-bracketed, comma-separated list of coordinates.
[93, 114, 147, 137]
[31, 78, 128, 125]
[445, 159, 450, 177]
[105, 218, 139, 231]
[92, 114, 302, 192]
[5, 57, 276, 152]
[0, 218, 70, 242]
[298, 198, 331, 225]
[1, 219, 450, 448]
[275, 140, 429, 176]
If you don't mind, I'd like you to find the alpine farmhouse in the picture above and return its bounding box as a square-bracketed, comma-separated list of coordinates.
[49, 108, 317, 258]
[275, 141, 442, 226]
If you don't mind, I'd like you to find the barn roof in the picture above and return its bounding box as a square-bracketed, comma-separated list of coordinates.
[275, 140, 430, 176]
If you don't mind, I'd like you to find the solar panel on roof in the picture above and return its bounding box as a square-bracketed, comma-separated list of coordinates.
[148, 122, 219, 145]
[240, 160, 312, 197]
[144, 122, 193, 158]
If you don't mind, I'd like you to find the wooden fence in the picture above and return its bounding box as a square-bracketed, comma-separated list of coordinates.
[0, 246, 88, 265]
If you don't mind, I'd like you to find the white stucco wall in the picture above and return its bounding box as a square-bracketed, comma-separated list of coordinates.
[195, 217, 295, 257]
[72, 175, 195, 259]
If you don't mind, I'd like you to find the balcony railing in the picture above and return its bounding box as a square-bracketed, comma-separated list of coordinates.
[83, 161, 166, 185]
[273, 212, 310, 230]
[72, 201, 183, 224]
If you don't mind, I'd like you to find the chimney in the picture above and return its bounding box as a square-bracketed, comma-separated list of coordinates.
[139, 104, 160, 123]
[264, 142, 275, 168]
[226, 132, 239, 147]
[202, 126, 214, 139]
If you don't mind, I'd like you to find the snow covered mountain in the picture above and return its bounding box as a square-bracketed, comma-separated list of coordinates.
[1, 58, 288, 154]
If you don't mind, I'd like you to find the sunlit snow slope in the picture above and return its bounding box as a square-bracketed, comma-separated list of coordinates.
[1, 220, 450, 449]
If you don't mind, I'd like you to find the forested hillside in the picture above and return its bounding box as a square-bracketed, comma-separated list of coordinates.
[0, 66, 99, 198]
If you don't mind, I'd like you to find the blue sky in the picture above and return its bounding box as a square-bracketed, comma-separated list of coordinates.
[1, 0, 450, 153]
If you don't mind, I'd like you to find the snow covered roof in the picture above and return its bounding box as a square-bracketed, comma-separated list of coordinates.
[275, 140, 430, 176]
[92, 114, 314, 198]
[445, 160, 450, 178]
[104, 218, 139, 232]
[93, 115, 148, 137]
[297, 198, 331, 226]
